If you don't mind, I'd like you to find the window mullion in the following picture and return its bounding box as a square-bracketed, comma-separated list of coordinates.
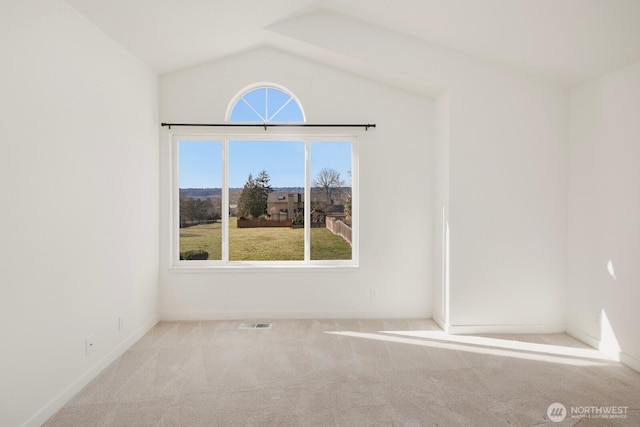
[268, 97, 293, 122]
[172, 135, 180, 264]
[351, 138, 358, 263]
[304, 138, 311, 262]
[265, 88, 268, 122]
[241, 97, 266, 122]
[222, 137, 229, 263]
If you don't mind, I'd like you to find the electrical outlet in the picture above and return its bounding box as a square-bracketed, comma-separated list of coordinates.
[85, 335, 95, 355]
[370, 289, 378, 300]
[118, 316, 125, 331]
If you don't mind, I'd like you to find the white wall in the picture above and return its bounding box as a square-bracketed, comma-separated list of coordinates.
[159, 48, 434, 320]
[0, 1, 160, 426]
[447, 69, 568, 333]
[269, 11, 569, 332]
[568, 61, 640, 371]
[158, 9, 570, 331]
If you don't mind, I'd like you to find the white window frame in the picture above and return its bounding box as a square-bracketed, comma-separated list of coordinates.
[170, 130, 359, 270]
[225, 82, 307, 123]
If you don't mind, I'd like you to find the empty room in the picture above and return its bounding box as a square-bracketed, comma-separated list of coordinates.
[1, 0, 639, 425]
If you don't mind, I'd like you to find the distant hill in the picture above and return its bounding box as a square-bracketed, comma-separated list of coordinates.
[181, 187, 302, 201]
[179, 188, 221, 198]
[180, 187, 350, 206]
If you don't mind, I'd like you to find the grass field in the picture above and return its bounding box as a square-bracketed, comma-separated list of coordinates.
[179, 217, 351, 261]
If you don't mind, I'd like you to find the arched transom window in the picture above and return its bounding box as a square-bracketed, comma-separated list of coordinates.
[227, 84, 305, 123]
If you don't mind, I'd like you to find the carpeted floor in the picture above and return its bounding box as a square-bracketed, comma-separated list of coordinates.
[44, 319, 640, 426]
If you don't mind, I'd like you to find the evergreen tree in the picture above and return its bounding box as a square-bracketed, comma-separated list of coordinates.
[237, 173, 255, 218]
[237, 171, 273, 218]
[254, 170, 273, 216]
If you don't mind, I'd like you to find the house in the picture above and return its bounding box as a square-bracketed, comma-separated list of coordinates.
[266, 192, 303, 221]
[3, 1, 640, 426]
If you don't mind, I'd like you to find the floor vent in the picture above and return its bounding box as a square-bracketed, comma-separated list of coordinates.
[239, 323, 272, 329]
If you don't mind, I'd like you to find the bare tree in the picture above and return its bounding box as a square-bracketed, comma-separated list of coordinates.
[180, 197, 213, 224]
[313, 167, 344, 207]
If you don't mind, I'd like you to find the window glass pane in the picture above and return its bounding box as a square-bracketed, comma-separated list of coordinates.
[265, 87, 290, 120]
[229, 140, 305, 261]
[270, 98, 304, 122]
[241, 88, 267, 121]
[229, 99, 263, 122]
[310, 142, 353, 260]
[229, 85, 304, 123]
[178, 140, 223, 261]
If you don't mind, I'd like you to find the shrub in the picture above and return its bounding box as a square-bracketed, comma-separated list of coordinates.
[180, 250, 209, 260]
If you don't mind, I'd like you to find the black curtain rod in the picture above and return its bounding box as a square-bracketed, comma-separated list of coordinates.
[161, 122, 376, 130]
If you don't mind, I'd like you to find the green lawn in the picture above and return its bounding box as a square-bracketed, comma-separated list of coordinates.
[179, 222, 223, 260]
[179, 217, 351, 261]
[310, 228, 353, 260]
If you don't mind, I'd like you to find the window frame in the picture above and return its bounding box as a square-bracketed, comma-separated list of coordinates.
[225, 82, 307, 123]
[170, 130, 359, 270]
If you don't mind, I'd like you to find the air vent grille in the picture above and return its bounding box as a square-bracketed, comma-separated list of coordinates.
[239, 323, 272, 329]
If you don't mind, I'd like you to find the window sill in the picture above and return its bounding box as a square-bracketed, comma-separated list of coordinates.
[168, 262, 359, 274]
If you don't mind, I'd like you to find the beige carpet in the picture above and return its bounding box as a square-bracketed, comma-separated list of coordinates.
[44, 319, 640, 426]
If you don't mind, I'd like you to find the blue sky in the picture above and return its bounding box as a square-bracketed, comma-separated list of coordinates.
[229, 87, 305, 122]
[178, 86, 352, 188]
[179, 140, 352, 188]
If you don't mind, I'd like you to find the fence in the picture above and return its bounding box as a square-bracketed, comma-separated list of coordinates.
[326, 217, 352, 245]
[237, 218, 292, 228]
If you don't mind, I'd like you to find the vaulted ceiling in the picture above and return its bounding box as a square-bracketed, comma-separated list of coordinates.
[65, 0, 640, 90]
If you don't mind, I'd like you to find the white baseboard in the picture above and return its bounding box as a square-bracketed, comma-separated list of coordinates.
[566, 326, 600, 349]
[567, 326, 640, 373]
[432, 316, 449, 333]
[161, 313, 564, 336]
[620, 352, 640, 373]
[24, 316, 159, 427]
[446, 322, 566, 335]
[160, 310, 430, 321]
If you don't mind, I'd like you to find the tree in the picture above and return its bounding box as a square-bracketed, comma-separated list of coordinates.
[343, 169, 352, 217]
[313, 167, 344, 207]
[255, 170, 272, 196]
[255, 170, 273, 216]
[236, 173, 255, 218]
[237, 170, 273, 218]
[180, 197, 213, 223]
[344, 192, 352, 217]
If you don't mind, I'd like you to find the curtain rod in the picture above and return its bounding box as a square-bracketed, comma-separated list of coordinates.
[161, 123, 376, 130]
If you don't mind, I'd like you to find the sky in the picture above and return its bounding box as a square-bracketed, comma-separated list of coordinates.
[178, 86, 352, 189]
[179, 140, 352, 188]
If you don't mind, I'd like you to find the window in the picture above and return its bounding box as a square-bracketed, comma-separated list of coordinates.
[174, 84, 357, 267]
[227, 84, 305, 123]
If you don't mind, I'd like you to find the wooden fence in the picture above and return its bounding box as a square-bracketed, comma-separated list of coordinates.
[237, 218, 292, 228]
[326, 217, 352, 245]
